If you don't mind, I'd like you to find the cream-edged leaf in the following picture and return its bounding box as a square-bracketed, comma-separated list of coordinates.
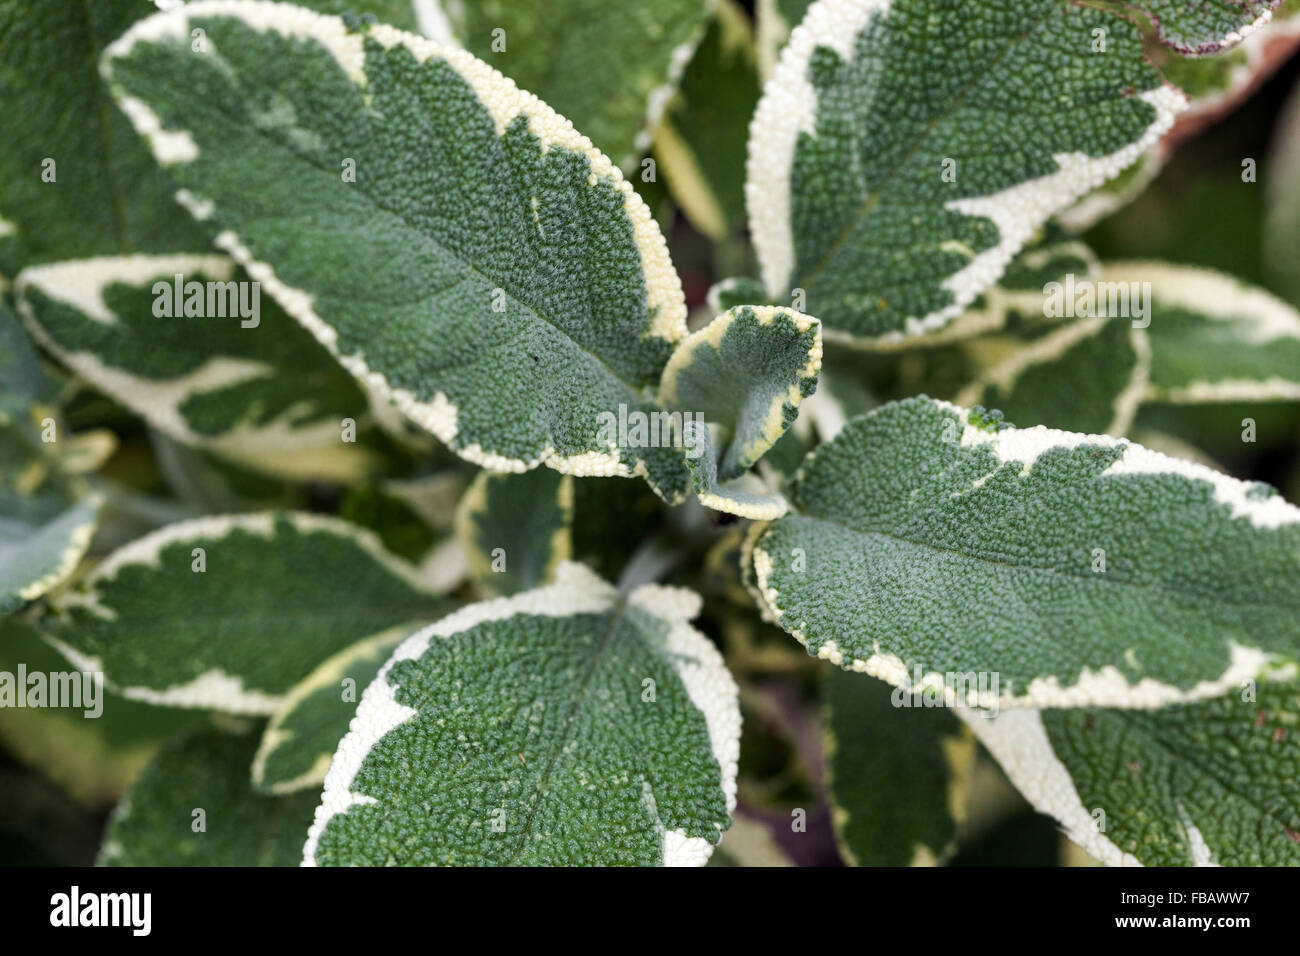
[965, 662, 1300, 866]
[251, 624, 417, 794]
[454, 467, 572, 597]
[655, 0, 763, 239]
[102, 2, 693, 501]
[746, 0, 1186, 343]
[42, 512, 451, 714]
[16, 255, 378, 482]
[304, 563, 740, 865]
[749, 396, 1300, 709]
[432, 0, 712, 168]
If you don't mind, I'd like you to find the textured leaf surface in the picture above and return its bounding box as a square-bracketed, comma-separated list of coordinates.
[100, 727, 319, 866]
[956, 317, 1148, 435]
[0, 0, 211, 272]
[305, 563, 740, 865]
[967, 663, 1300, 866]
[103, 2, 692, 499]
[43, 512, 448, 713]
[1120, 0, 1278, 53]
[746, 0, 1185, 342]
[661, 305, 821, 517]
[252, 624, 414, 794]
[435, 0, 711, 168]
[825, 668, 974, 866]
[749, 396, 1300, 708]
[455, 467, 572, 597]
[16, 255, 376, 481]
[655, 0, 762, 239]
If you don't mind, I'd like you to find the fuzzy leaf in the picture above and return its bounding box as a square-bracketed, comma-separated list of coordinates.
[16, 255, 379, 482]
[304, 563, 740, 866]
[102, 2, 693, 500]
[454, 468, 572, 597]
[746, 0, 1187, 343]
[1118, 0, 1278, 54]
[99, 727, 319, 866]
[43, 512, 449, 713]
[252, 624, 415, 794]
[825, 668, 974, 866]
[431, 0, 712, 168]
[661, 305, 821, 517]
[967, 662, 1300, 866]
[748, 396, 1300, 708]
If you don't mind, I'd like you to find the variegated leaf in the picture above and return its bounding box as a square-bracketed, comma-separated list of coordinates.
[16, 255, 379, 482]
[454, 467, 572, 596]
[746, 0, 1189, 343]
[427, 0, 712, 169]
[748, 396, 1300, 709]
[655, 0, 762, 239]
[42, 512, 448, 713]
[966, 661, 1300, 866]
[251, 623, 416, 794]
[661, 305, 821, 517]
[103, 2, 693, 501]
[304, 563, 740, 866]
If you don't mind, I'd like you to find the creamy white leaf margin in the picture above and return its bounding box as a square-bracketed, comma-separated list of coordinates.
[104, 1, 689, 478]
[745, 0, 1187, 341]
[959, 708, 1140, 867]
[954, 315, 1151, 435]
[751, 399, 1297, 708]
[43, 511, 446, 715]
[14, 255, 374, 482]
[302, 561, 740, 866]
[251, 623, 414, 794]
[6, 498, 100, 605]
[1103, 261, 1300, 402]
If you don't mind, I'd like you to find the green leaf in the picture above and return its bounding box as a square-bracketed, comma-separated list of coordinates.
[746, 0, 1187, 343]
[99, 726, 319, 866]
[661, 305, 821, 517]
[252, 623, 415, 794]
[1, 495, 99, 614]
[1131, 261, 1300, 403]
[655, 0, 762, 239]
[748, 396, 1300, 708]
[956, 263, 1300, 433]
[1265, 67, 1300, 305]
[0, 617, 209, 807]
[967, 662, 1300, 866]
[825, 668, 974, 866]
[955, 317, 1148, 435]
[0, 0, 213, 272]
[304, 562, 740, 865]
[454, 467, 572, 597]
[1113, 0, 1278, 54]
[432, 0, 712, 168]
[43, 512, 449, 713]
[102, 3, 694, 501]
[15, 254, 380, 482]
